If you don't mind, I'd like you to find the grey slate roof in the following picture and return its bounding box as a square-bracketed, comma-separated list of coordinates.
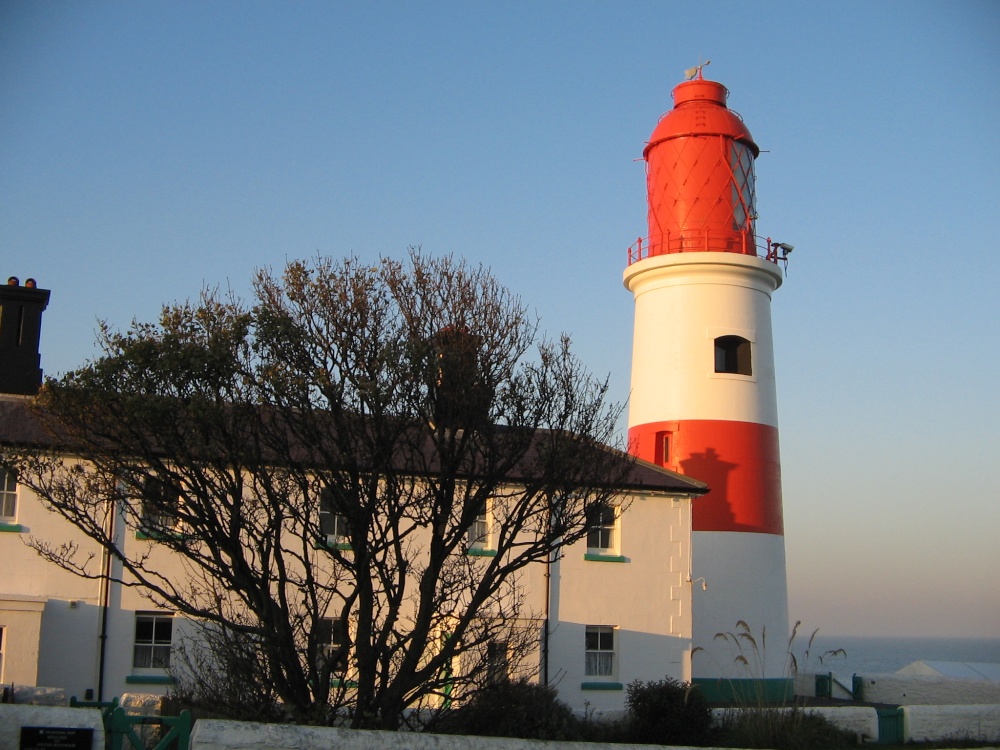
[0, 395, 706, 496]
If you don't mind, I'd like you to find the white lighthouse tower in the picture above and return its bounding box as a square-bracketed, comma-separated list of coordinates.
[624, 71, 791, 698]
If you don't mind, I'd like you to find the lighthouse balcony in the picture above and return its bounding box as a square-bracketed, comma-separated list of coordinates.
[628, 232, 778, 265]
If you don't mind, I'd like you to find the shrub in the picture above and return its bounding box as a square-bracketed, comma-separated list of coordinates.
[435, 680, 580, 741]
[715, 707, 858, 750]
[624, 677, 713, 746]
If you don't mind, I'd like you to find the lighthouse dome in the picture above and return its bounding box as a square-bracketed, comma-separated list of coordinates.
[644, 78, 759, 159]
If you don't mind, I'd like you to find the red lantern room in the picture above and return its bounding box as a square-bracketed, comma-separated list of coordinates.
[636, 73, 760, 260]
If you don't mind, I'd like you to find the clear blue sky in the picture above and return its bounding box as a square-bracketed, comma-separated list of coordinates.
[3, 1, 998, 638]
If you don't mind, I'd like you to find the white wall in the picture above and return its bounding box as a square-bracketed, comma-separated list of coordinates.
[0, 478, 190, 699]
[3, 470, 697, 714]
[690, 532, 789, 679]
[1, 476, 106, 695]
[0, 596, 44, 685]
[548, 492, 693, 715]
[624, 252, 782, 428]
[859, 674, 1000, 705]
[903, 704, 1000, 744]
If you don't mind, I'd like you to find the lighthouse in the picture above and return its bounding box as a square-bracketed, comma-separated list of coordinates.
[624, 71, 791, 697]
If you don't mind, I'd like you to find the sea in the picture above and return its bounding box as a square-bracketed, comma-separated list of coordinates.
[798, 635, 1000, 682]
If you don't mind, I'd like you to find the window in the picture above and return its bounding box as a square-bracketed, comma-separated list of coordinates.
[714, 335, 752, 376]
[0, 626, 5, 682]
[316, 617, 349, 674]
[1, 469, 17, 521]
[486, 640, 509, 685]
[585, 626, 615, 677]
[468, 499, 491, 551]
[656, 430, 673, 468]
[319, 489, 350, 548]
[140, 477, 180, 534]
[586, 502, 617, 552]
[730, 142, 757, 231]
[133, 613, 173, 669]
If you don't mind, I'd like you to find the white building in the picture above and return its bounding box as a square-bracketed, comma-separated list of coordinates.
[0, 276, 706, 715]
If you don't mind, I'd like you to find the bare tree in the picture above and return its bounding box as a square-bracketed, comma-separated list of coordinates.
[5, 251, 632, 727]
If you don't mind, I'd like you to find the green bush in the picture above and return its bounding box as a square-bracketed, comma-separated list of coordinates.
[715, 707, 858, 750]
[435, 679, 581, 741]
[624, 677, 713, 746]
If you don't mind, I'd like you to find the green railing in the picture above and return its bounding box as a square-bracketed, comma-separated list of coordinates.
[72, 697, 191, 750]
[108, 706, 191, 750]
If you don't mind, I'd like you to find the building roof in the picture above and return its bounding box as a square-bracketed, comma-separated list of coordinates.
[0, 395, 707, 497]
[896, 661, 1000, 682]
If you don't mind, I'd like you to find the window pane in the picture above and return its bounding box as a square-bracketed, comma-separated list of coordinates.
[135, 619, 154, 643]
[714, 335, 751, 376]
[0, 469, 16, 518]
[153, 618, 173, 644]
[318, 617, 348, 672]
[331, 618, 347, 646]
[316, 618, 333, 645]
[586, 528, 598, 548]
[487, 641, 509, 685]
[152, 645, 171, 668]
[585, 652, 613, 676]
[599, 630, 614, 650]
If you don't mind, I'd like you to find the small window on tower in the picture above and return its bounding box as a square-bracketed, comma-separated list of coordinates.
[714, 336, 752, 376]
[656, 431, 672, 467]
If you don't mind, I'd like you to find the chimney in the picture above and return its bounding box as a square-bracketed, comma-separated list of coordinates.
[0, 276, 51, 395]
[430, 325, 491, 430]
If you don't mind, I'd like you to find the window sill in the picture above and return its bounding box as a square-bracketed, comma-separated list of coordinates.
[581, 682, 624, 691]
[315, 539, 353, 551]
[709, 372, 757, 383]
[126, 674, 176, 685]
[0, 522, 24, 533]
[331, 679, 359, 688]
[584, 553, 627, 563]
[466, 548, 497, 557]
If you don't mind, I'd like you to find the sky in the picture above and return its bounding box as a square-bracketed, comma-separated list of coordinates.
[2, 1, 998, 639]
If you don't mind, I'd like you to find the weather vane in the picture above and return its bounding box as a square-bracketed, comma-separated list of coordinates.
[684, 59, 711, 80]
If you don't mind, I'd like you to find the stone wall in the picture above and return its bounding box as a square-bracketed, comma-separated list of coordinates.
[903, 704, 1000, 744]
[0, 704, 104, 750]
[189, 709, 881, 750]
[0, 684, 66, 705]
[190, 721, 707, 750]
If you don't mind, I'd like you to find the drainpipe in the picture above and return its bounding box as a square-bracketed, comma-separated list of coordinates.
[543, 549, 551, 687]
[96, 493, 115, 700]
